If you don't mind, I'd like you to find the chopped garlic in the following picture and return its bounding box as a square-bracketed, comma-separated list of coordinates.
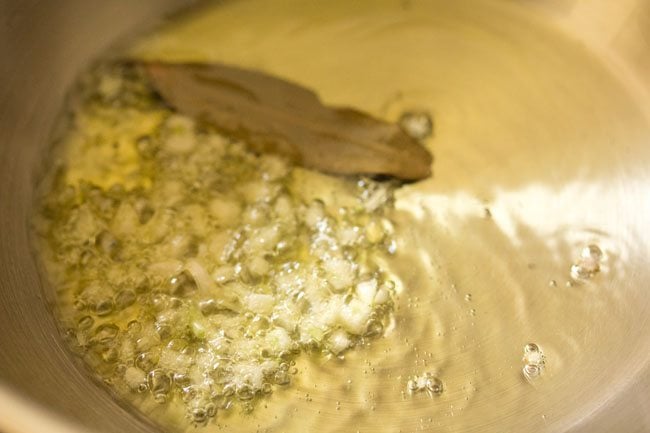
[247, 256, 271, 278]
[163, 133, 196, 155]
[328, 329, 352, 355]
[245, 293, 276, 315]
[338, 299, 372, 334]
[185, 260, 217, 292]
[208, 197, 242, 228]
[265, 327, 292, 354]
[356, 279, 378, 304]
[35, 64, 399, 425]
[323, 257, 356, 291]
[111, 202, 140, 237]
[124, 367, 147, 391]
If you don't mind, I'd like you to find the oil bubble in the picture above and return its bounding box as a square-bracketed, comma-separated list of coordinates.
[101, 346, 119, 363]
[78, 315, 94, 330]
[206, 402, 217, 417]
[236, 384, 254, 401]
[135, 351, 159, 371]
[398, 110, 433, 140]
[92, 298, 115, 316]
[522, 343, 545, 382]
[570, 243, 604, 281]
[407, 372, 443, 397]
[93, 324, 119, 344]
[274, 370, 291, 385]
[115, 289, 136, 309]
[523, 363, 542, 381]
[148, 369, 172, 403]
[190, 407, 208, 425]
[127, 320, 142, 334]
[524, 343, 539, 353]
[581, 244, 603, 262]
[425, 376, 444, 395]
[570, 263, 598, 280]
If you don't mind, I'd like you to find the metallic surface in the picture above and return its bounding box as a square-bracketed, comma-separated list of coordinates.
[0, 2, 192, 432]
[1, 1, 649, 432]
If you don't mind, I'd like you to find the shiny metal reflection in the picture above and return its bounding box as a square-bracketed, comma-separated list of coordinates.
[1, 1, 649, 432]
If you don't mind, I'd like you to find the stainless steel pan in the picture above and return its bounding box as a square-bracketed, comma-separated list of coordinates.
[1, 1, 648, 432]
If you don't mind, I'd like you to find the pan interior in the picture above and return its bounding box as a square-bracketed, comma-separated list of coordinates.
[36, 0, 650, 431]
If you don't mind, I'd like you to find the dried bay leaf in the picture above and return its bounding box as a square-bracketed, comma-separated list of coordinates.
[144, 62, 432, 181]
